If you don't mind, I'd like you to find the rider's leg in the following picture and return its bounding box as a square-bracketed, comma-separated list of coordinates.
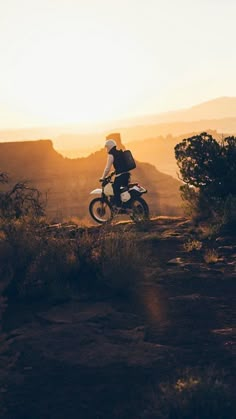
[113, 173, 130, 207]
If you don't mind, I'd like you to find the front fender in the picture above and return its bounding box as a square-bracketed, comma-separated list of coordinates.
[90, 188, 102, 195]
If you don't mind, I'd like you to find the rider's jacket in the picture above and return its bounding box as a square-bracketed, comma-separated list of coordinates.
[108, 147, 126, 175]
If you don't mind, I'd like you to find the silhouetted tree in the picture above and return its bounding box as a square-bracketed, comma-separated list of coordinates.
[175, 133, 236, 222]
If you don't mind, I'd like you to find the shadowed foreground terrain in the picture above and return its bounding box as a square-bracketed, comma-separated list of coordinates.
[1, 217, 236, 418]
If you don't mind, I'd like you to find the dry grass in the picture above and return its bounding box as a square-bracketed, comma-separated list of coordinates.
[144, 367, 236, 419]
[0, 218, 147, 301]
[199, 222, 222, 240]
[184, 239, 202, 252]
[97, 228, 147, 297]
[204, 249, 219, 264]
[0, 218, 95, 299]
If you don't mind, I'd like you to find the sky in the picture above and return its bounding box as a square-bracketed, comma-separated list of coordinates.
[0, 0, 236, 129]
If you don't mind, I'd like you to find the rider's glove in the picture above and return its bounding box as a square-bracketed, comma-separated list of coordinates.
[99, 178, 104, 182]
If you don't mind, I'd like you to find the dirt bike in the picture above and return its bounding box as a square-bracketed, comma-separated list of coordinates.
[89, 171, 149, 224]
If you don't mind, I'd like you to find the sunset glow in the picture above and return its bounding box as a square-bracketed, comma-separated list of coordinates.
[1, 0, 236, 128]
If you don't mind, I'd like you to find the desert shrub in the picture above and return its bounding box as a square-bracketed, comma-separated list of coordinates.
[183, 239, 202, 252]
[23, 237, 79, 299]
[197, 222, 222, 240]
[175, 133, 236, 226]
[143, 368, 236, 419]
[180, 184, 223, 221]
[72, 230, 102, 293]
[179, 184, 200, 219]
[1, 218, 43, 297]
[203, 248, 219, 264]
[97, 228, 147, 297]
[0, 173, 45, 219]
[0, 218, 100, 300]
[0, 216, 147, 301]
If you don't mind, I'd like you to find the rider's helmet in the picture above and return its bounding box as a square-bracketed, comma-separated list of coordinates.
[105, 139, 116, 151]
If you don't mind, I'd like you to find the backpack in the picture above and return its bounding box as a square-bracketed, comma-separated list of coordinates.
[118, 149, 136, 172]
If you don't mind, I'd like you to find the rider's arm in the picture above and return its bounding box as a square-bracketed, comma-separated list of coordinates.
[101, 154, 114, 179]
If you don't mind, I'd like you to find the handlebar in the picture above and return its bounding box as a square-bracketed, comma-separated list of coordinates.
[99, 171, 116, 184]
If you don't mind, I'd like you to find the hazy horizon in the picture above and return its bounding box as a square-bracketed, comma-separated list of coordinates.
[1, 0, 236, 132]
[0, 95, 236, 132]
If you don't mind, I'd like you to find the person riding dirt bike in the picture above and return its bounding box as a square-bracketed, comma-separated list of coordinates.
[100, 139, 130, 209]
[89, 137, 149, 224]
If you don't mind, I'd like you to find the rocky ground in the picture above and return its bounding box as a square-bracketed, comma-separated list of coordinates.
[1, 217, 236, 418]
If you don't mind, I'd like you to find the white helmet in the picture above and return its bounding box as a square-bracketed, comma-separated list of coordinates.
[105, 139, 116, 151]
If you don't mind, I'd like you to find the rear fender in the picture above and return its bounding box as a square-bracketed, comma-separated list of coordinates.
[129, 185, 147, 197]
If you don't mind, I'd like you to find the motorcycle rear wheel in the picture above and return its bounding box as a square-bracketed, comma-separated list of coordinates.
[89, 197, 113, 224]
[130, 197, 149, 222]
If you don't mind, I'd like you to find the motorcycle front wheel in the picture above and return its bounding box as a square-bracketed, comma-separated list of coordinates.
[89, 197, 113, 224]
[130, 197, 149, 222]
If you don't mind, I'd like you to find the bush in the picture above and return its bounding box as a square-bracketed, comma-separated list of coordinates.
[203, 248, 219, 264]
[175, 133, 236, 226]
[144, 368, 236, 419]
[183, 239, 202, 252]
[0, 219, 98, 300]
[0, 217, 147, 302]
[96, 228, 147, 298]
[0, 173, 45, 219]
